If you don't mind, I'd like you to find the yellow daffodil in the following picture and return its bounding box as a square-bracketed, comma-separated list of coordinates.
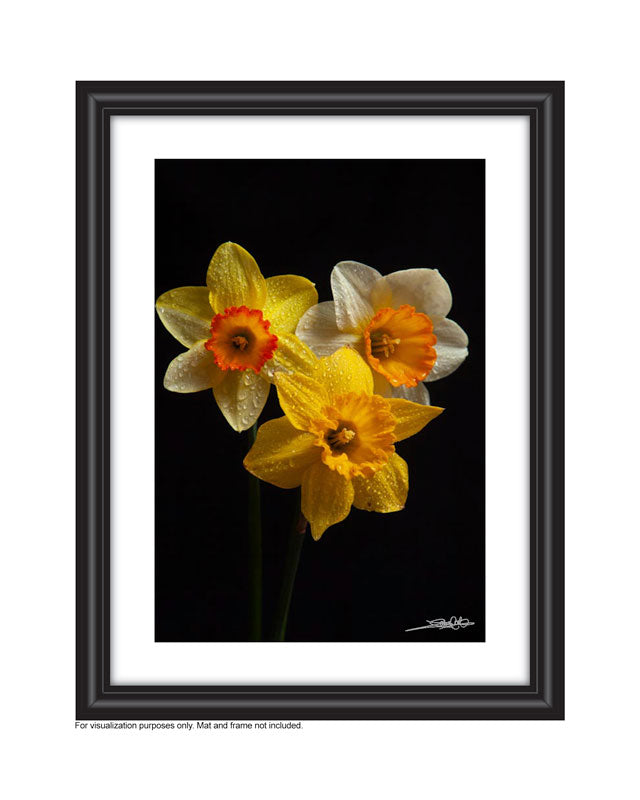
[156, 242, 318, 432]
[243, 348, 443, 540]
[296, 260, 468, 404]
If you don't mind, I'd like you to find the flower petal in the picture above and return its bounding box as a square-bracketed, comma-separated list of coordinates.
[427, 317, 469, 382]
[302, 460, 354, 540]
[352, 453, 408, 513]
[391, 382, 431, 405]
[372, 370, 392, 398]
[387, 398, 443, 442]
[314, 347, 374, 398]
[163, 340, 225, 392]
[156, 286, 213, 347]
[275, 372, 330, 431]
[331, 261, 382, 333]
[243, 417, 320, 489]
[261, 332, 317, 383]
[296, 301, 361, 356]
[370, 275, 394, 310]
[213, 370, 270, 432]
[384, 268, 453, 321]
[207, 242, 267, 313]
[263, 275, 318, 334]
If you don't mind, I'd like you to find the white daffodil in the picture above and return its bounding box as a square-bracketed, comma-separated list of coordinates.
[295, 261, 468, 404]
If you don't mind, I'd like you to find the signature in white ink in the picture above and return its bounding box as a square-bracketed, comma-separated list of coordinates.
[405, 616, 475, 632]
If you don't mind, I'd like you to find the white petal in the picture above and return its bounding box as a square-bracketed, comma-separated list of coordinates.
[163, 341, 225, 393]
[296, 300, 361, 356]
[427, 318, 469, 382]
[213, 370, 270, 432]
[156, 286, 213, 348]
[370, 275, 394, 310]
[391, 382, 431, 405]
[331, 261, 382, 333]
[384, 268, 453, 320]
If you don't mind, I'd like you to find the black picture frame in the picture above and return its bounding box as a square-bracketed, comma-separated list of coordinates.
[77, 81, 564, 720]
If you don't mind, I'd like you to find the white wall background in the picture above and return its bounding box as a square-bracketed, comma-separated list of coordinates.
[1, 2, 638, 798]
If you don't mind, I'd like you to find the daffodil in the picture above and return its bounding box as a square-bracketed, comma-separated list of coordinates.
[296, 260, 468, 404]
[156, 242, 318, 432]
[243, 348, 443, 540]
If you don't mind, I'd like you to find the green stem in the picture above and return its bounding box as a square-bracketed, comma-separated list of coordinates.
[247, 423, 262, 641]
[273, 490, 306, 641]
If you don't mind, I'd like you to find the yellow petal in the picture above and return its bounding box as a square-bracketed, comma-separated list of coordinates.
[207, 242, 267, 313]
[301, 460, 354, 540]
[262, 332, 317, 383]
[243, 416, 319, 489]
[263, 275, 318, 334]
[213, 370, 270, 432]
[352, 454, 408, 512]
[156, 286, 213, 347]
[386, 398, 444, 442]
[275, 372, 330, 431]
[163, 340, 226, 393]
[314, 347, 373, 398]
[372, 369, 392, 397]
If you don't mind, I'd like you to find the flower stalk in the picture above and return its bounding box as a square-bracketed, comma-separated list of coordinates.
[272, 490, 307, 641]
[247, 423, 262, 640]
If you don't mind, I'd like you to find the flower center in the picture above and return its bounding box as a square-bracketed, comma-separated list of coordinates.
[311, 392, 396, 479]
[205, 305, 278, 374]
[326, 426, 356, 448]
[369, 332, 402, 359]
[231, 335, 249, 351]
[363, 305, 437, 388]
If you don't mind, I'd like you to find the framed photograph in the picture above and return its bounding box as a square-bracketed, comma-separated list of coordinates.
[77, 81, 564, 720]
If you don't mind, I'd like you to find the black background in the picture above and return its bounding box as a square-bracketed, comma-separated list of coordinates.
[155, 159, 485, 642]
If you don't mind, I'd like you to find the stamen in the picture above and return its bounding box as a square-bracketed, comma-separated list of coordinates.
[370, 332, 401, 359]
[327, 426, 356, 448]
[231, 335, 249, 351]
